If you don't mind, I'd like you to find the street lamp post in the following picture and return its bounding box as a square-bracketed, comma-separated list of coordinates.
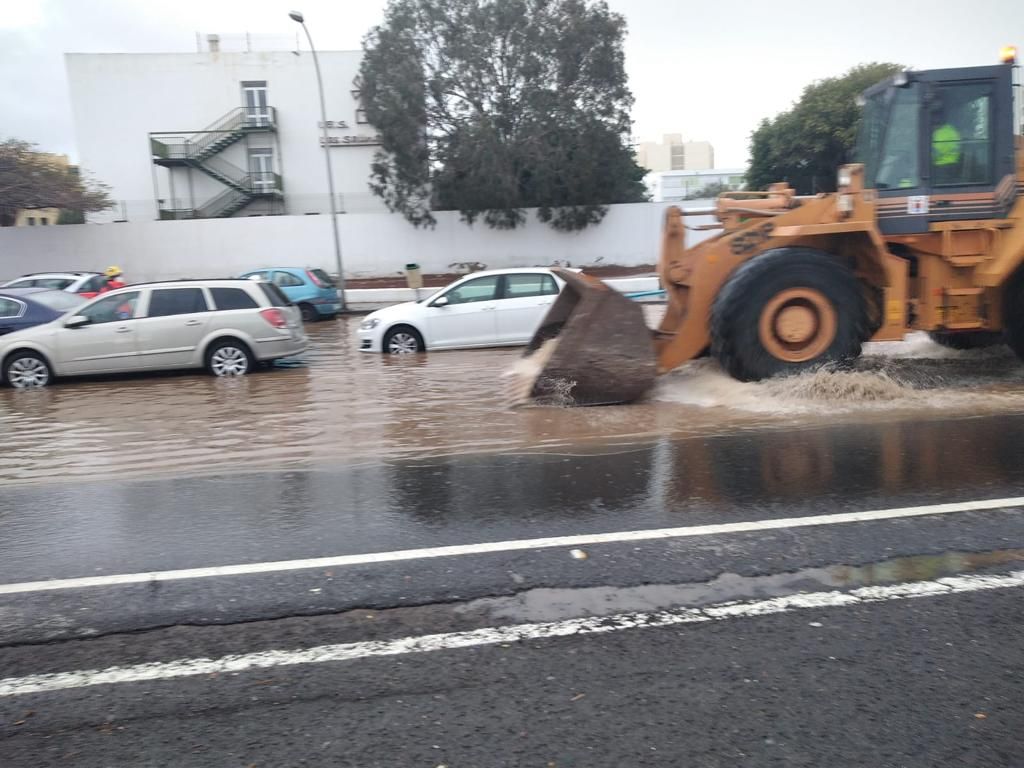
[289, 10, 346, 311]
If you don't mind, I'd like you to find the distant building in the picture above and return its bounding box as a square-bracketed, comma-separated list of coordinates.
[645, 169, 747, 203]
[65, 41, 386, 223]
[635, 135, 714, 173]
[12, 153, 69, 227]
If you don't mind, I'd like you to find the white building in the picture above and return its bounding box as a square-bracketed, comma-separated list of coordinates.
[65, 46, 387, 223]
[634, 134, 714, 173]
[645, 169, 747, 202]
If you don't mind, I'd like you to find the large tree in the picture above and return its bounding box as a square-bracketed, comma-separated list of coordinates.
[746, 63, 903, 194]
[359, 0, 647, 231]
[0, 139, 112, 226]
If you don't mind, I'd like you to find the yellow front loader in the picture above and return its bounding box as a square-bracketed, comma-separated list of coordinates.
[519, 55, 1024, 405]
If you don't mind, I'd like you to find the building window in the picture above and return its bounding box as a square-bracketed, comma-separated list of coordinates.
[248, 148, 274, 192]
[356, 108, 369, 125]
[670, 146, 686, 171]
[40, 217, 48, 226]
[27, 217, 35, 226]
[241, 81, 269, 127]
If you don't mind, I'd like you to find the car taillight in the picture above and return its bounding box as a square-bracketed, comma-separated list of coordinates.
[260, 308, 288, 328]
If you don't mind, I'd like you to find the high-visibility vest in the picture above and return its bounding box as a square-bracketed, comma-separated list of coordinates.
[932, 123, 961, 166]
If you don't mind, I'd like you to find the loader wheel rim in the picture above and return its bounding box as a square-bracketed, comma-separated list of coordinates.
[758, 288, 837, 363]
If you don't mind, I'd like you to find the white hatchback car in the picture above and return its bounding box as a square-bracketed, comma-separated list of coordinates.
[0, 279, 307, 388]
[357, 268, 567, 353]
[2, 272, 109, 297]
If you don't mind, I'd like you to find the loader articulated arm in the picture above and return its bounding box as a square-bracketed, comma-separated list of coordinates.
[655, 186, 798, 372]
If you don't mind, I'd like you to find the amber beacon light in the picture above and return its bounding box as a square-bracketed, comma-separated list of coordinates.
[1000, 45, 1017, 64]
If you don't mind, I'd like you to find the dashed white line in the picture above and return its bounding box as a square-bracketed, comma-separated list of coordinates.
[2, 568, 1022, 697]
[1, 495, 1022, 596]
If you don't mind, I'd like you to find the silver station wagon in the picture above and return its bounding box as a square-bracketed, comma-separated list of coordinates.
[0, 279, 307, 388]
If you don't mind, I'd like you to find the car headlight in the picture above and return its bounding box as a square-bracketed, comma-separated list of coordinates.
[360, 317, 381, 330]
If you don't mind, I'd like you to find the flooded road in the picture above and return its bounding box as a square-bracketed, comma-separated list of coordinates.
[4, 317, 1024, 486]
[5, 316, 1024, 768]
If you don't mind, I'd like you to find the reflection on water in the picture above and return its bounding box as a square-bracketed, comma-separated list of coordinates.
[4, 320, 1024, 487]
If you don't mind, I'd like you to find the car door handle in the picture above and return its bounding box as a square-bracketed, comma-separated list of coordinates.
[185, 320, 202, 326]
[480, 306, 496, 311]
[115, 327, 132, 333]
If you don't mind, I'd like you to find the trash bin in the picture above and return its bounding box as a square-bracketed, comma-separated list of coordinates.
[405, 263, 423, 290]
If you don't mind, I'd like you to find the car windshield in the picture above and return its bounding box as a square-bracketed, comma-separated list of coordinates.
[29, 290, 86, 312]
[856, 82, 923, 190]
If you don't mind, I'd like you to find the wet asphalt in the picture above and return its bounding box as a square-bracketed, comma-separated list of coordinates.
[3, 340, 1024, 764]
[3, 414, 1024, 584]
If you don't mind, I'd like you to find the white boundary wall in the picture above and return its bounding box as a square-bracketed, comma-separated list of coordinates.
[0, 202, 717, 283]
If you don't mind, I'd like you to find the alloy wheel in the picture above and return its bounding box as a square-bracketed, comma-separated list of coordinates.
[387, 332, 420, 354]
[210, 346, 250, 376]
[7, 357, 50, 388]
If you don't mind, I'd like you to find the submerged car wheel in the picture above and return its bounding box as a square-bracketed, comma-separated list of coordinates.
[4, 351, 52, 388]
[206, 339, 253, 377]
[299, 303, 317, 323]
[383, 325, 424, 354]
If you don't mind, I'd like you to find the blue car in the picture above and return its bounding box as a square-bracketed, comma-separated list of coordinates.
[239, 268, 340, 322]
[0, 288, 87, 336]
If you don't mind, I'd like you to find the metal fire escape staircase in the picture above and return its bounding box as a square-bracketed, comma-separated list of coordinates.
[150, 107, 282, 219]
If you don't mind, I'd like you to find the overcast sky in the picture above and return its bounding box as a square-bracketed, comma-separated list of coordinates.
[1, 0, 1019, 170]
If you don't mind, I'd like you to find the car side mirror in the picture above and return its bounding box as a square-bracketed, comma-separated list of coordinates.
[432, 296, 450, 308]
[64, 315, 90, 328]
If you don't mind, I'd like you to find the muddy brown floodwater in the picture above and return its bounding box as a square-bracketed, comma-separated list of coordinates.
[4, 315, 1024, 487]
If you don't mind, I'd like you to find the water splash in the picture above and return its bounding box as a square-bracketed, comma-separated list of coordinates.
[655, 333, 1024, 416]
[503, 339, 577, 407]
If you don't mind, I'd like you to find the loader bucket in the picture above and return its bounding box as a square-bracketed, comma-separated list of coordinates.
[509, 269, 658, 406]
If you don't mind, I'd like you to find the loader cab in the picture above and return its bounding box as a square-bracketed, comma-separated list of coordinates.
[856, 64, 1017, 235]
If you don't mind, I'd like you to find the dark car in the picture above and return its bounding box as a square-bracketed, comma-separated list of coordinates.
[0, 288, 87, 336]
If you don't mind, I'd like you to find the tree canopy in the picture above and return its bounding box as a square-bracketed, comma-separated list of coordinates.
[359, 0, 648, 231]
[0, 139, 112, 226]
[746, 63, 903, 194]
[684, 181, 734, 201]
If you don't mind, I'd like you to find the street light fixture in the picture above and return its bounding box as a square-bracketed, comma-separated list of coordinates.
[289, 9, 346, 311]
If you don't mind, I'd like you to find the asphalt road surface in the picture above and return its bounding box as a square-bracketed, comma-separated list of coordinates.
[4, 323, 1024, 765]
[3, 406, 1024, 766]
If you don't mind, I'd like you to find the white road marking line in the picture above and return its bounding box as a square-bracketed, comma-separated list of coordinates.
[2, 495, 1023, 596]
[3, 569, 1022, 697]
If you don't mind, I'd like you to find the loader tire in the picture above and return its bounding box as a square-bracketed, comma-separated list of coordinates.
[928, 330, 1003, 350]
[861, 281, 884, 341]
[1003, 267, 1024, 361]
[710, 247, 869, 382]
